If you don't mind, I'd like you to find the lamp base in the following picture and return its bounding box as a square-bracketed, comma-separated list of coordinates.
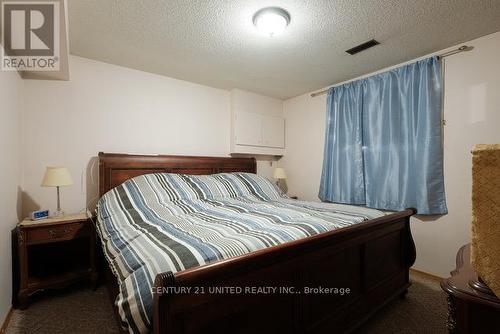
[54, 186, 65, 217]
[276, 179, 288, 194]
[53, 210, 65, 217]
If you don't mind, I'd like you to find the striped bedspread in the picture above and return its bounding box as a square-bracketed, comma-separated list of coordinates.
[96, 172, 384, 333]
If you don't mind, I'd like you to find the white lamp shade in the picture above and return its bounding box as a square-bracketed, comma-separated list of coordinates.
[273, 167, 287, 179]
[41, 167, 73, 187]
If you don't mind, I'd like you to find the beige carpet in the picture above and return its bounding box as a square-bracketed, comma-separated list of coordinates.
[355, 271, 448, 334]
[6, 272, 447, 333]
[6, 286, 119, 334]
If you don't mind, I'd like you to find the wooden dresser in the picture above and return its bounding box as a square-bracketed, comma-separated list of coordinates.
[441, 244, 500, 333]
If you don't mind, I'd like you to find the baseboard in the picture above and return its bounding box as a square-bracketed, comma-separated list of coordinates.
[410, 267, 443, 282]
[0, 307, 13, 334]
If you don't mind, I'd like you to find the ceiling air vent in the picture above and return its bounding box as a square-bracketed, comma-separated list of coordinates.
[345, 39, 380, 55]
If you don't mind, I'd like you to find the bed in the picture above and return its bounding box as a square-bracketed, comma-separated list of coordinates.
[97, 152, 416, 334]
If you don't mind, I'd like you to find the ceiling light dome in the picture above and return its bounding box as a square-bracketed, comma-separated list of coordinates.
[253, 7, 290, 37]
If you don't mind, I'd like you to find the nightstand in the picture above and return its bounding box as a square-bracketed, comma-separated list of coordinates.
[15, 213, 98, 308]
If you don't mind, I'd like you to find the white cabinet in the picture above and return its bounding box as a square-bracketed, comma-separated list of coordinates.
[230, 89, 285, 156]
[232, 111, 285, 155]
[262, 115, 285, 148]
[235, 112, 263, 146]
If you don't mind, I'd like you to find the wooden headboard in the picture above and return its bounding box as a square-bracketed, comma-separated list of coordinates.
[98, 152, 256, 197]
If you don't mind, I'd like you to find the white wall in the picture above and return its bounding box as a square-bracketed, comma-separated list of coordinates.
[230, 89, 283, 117]
[0, 55, 23, 324]
[280, 31, 500, 277]
[21, 56, 278, 217]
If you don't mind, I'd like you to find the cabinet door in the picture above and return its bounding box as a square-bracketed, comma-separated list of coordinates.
[234, 112, 262, 146]
[262, 115, 285, 148]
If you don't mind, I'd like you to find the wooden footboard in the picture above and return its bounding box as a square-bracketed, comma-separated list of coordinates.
[152, 209, 416, 334]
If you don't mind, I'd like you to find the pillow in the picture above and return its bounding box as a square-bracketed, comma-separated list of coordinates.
[227, 172, 285, 201]
[113, 172, 285, 203]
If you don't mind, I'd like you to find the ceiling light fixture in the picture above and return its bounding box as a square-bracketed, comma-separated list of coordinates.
[252, 7, 290, 37]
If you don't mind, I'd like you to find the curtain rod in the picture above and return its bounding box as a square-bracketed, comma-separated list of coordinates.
[310, 45, 473, 97]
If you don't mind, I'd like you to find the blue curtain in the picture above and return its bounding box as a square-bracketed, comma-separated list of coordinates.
[319, 57, 447, 215]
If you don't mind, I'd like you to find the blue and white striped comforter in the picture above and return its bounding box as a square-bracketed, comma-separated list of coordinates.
[96, 172, 384, 333]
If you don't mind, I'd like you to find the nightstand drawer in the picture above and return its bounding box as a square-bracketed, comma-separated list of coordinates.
[26, 222, 89, 245]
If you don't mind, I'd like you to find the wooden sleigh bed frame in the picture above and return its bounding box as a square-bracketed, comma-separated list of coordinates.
[98, 152, 416, 334]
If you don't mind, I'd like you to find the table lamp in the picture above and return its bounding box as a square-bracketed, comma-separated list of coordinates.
[273, 167, 287, 192]
[42, 167, 73, 217]
[273, 167, 287, 182]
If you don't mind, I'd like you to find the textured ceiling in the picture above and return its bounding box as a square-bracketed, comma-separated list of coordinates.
[68, 0, 500, 99]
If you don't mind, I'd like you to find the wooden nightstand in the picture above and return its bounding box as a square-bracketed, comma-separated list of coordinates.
[15, 213, 98, 308]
